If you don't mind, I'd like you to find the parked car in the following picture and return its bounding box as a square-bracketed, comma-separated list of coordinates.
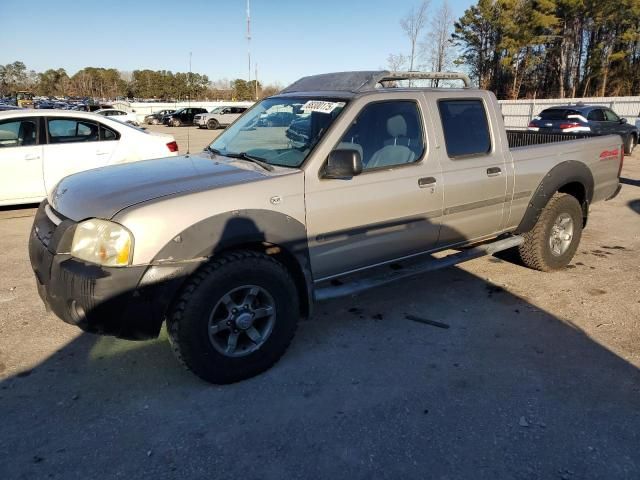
[163, 107, 208, 127]
[194, 106, 249, 129]
[94, 108, 139, 126]
[29, 70, 622, 384]
[0, 110, 178, 206]
[528, 104, 638, 155]
[144, 109, 175, 125]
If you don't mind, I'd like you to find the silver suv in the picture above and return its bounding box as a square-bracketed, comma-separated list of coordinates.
[29, 71, 622, 384]
[194, 106, 249, 130]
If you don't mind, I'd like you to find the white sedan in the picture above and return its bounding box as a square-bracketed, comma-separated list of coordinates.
[0, 110, 179, 206]
[94, 108, 139, 126]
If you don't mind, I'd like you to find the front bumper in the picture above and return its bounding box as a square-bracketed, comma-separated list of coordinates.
[28, 202, 198, 340]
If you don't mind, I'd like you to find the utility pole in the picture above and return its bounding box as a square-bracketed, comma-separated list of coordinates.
[247, 0, 251, 85]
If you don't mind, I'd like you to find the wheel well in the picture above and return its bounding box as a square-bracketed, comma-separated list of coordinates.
[218, 242, 311, 319]
[557, 182, 588, 226]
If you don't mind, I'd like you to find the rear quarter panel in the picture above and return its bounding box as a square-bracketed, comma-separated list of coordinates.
[506, 134, 623, 229]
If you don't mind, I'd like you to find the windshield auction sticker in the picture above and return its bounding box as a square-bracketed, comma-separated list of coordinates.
[300, 100, 345, 114]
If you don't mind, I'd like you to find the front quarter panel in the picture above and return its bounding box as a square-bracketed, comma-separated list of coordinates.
[113, 169, 306, 265]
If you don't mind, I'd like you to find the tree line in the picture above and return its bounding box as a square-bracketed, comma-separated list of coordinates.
[0, 61, 281, 101]
[390, 0, 640, 99]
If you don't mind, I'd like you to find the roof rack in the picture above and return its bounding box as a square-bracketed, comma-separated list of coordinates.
[280, 70, 472, 94]
[372, 71, 472, 89]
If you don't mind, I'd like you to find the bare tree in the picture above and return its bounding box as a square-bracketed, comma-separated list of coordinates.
[420, 0, 455, 86]
[400, 0, 431, 73]
[387, 53, 408, 72]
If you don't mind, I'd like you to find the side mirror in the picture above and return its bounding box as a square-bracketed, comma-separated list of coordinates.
[324, 149, 363, 179]
[620, 118, 627, 124]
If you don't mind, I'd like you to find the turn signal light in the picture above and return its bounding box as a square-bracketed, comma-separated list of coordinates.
[167, 141, 179, 152]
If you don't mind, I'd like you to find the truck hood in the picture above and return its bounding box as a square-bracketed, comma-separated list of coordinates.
[49, 153, 269, 221]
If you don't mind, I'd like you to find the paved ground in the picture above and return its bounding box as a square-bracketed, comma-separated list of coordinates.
[0, 144, 639, 479]
[150, 123, 222, 153]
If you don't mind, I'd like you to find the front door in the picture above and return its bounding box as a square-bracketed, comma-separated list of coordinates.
[305, 98, 443, 280]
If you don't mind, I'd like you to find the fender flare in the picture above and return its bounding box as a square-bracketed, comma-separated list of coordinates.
[515, 161, 594, 234]
[151, 209, 313, 316]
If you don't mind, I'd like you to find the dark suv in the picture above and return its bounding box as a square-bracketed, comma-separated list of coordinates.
[528, 104, 638, 155]
[163, 107, 208, 127]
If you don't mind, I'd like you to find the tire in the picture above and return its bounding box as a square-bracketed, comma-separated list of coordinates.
[172, 118, 182, 127]
[518, 193, 583, 272]
[624, 134, 636, 155]
[151, 118, 160, 125]
[167, 251, 299, 384]
[207, 119, 219, 130]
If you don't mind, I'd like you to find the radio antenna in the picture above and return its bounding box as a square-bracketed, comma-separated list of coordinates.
[186, 51, 192, 155]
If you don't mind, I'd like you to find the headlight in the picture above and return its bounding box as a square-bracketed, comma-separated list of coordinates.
[71, 219, 133, 267]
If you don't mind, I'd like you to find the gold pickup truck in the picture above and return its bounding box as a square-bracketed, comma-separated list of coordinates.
[29, 71, 623, 383]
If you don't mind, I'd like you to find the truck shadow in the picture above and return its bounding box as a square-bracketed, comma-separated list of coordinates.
[3, 216, 640, 478]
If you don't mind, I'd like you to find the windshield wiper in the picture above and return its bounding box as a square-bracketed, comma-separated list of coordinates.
[205, 145, 222, 156]
[224, 151, 274, 172]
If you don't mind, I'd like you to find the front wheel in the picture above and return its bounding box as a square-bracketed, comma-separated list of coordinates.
[207, 119, 219, 130]
[518, 193, 583, 271]
[172, 118, 182, 127]
[167, 251, 299, 384]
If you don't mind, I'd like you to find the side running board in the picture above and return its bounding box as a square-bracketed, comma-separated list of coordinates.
[314, 235, 524, 301]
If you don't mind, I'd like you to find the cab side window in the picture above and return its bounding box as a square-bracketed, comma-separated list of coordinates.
[47, 118, 99, 143]
[337, 101, 424, 170]
[438, 99, 491, 158]
[0, 118, 39, 147]
[604, 109, 620, 122]
[99, 123, 120, 141]
[587, 109, 605, 121]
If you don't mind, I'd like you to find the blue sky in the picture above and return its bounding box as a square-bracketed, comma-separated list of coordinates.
[0, 0, 474, 86]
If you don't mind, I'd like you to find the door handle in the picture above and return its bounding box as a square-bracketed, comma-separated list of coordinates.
[418, 177, 437, 188]
[486, 167, 502, 177]
[24, 154, 41, 161]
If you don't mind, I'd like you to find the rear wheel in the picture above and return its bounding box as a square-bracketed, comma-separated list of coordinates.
[172, 118, 182, 127]
[207, 119, 219, 130]
[624, 134, 636, 155]
[167, 251, 299, 384]
[151, 118, 160, 125]
[518, 193, 583, 271]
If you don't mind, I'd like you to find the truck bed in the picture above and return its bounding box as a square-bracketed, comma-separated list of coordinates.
[507, 130, 594, 149]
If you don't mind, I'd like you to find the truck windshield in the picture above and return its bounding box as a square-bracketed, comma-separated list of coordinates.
[207, 97, 347, 168]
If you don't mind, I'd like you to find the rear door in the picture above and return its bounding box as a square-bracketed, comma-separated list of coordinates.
[42, 117, 110, 193]
[432, 97, 508, 245]
[0, 116, 45, 204]
[587, 109, 607, 134]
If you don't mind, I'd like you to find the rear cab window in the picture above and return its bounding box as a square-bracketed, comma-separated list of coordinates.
[539, 109, 579, 120]
[438, 99, 491, 158]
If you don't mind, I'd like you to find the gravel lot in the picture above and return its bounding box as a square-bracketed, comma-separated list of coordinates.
[0, 138, 639, 479]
